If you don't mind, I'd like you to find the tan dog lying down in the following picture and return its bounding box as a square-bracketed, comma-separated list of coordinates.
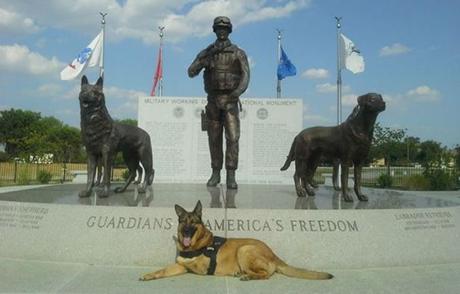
[140, 201, 333, 281]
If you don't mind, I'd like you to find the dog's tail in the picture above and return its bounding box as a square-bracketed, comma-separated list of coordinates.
[280, 138, 296, 171]
[276, 260, 333, 280]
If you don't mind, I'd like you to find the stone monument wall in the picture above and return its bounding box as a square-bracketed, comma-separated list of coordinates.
[0, 200, 458, 269]
[138, 97, 303, 184]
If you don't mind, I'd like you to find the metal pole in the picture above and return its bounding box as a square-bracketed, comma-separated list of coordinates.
[335, 17, 343, 195]
[276, 29, 282, 99]
[158, 26, 165, 97]
[335, 17, 342, 125]
[99, 12, 107, 79]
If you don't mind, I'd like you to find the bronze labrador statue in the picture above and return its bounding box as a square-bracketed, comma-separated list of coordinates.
[79, 76, 154, 198]
[281, 93, 385, 202]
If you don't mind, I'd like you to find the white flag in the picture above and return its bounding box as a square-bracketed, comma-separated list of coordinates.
[60, 30, 103, 80]
[340, 33, 364, 74]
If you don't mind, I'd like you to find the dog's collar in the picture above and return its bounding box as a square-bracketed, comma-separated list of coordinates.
[179, 236, 226, 275]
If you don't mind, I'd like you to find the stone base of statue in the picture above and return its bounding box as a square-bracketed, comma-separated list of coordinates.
[0, 183, 459, 292]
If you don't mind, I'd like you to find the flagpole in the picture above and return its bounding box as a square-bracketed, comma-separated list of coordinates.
[335, 16, 343, 198]
[335, 17, 342, 125]
[158, 26, 165, 97]
[99, 12, 107, 80]
[276, 29, 282, 99]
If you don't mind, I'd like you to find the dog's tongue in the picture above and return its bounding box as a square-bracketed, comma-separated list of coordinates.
[183, 237, 191, 247]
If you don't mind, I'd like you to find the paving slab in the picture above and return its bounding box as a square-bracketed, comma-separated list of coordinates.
[1, 258, 460, 294]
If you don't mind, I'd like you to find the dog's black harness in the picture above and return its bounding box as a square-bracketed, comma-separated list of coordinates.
[179, 236, 226, 275]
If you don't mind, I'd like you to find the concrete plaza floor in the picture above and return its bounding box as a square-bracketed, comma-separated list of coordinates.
[2, 257, 460, 294]
[1, 183, 459, 293]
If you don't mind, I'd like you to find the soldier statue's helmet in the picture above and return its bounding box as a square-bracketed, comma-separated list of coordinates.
[213, 16, 232, 33]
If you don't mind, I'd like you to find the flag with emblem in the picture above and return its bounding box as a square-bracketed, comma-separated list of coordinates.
[340, 33, 364, 74]
[277, 46, 296, 80]
[60, 30, 103, 80]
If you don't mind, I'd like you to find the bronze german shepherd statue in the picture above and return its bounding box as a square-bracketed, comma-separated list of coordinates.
[79, 76, 154, 197]
[281, 93, 385, 202]
[140, 201, 333, 281]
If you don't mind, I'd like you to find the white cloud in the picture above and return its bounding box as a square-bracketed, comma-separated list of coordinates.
[0, 44, 64, 76]
[0, 7, 40, 34]
[0, 0, 311, 44]
[303, 103, 330, 125]
[315, 83, 336, 93]
[406, 85, 440, 102]
[104, 86, 148, 119]
[37, 83, 63, 96]
[302, 68, 328, 79]
[342, 94, 358, 106]
[315, 82, 351, 94]
[379, 43, 411, 56]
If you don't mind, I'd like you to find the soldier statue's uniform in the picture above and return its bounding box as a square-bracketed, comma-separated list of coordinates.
[188, 16, 250, 189]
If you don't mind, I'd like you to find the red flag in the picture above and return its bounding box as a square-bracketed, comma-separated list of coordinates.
[150, 46, 163, 96]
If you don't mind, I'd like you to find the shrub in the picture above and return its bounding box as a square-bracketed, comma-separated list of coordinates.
[403, 175, 430, 191]
[425, 169, 457, 191]
[377, 173, 393, 188]
[122, 169, 131, 181]
[17, 170, 30, 185]
[37, 170, 53, 184]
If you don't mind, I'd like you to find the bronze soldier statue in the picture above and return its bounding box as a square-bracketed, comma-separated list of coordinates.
[188, 16, 250, 189]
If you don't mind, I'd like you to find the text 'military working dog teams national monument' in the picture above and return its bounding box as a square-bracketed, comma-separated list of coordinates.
[0, 14, 460, 293]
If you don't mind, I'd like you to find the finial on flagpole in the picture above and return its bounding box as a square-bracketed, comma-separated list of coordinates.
[335, 16, 342, 29]
[100, 12, 107, 24]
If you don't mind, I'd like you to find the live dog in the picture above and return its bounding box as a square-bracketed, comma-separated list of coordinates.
[281, 93, 385, 202]
[78, 76, 154, 197]
[140, 201, 333, 281]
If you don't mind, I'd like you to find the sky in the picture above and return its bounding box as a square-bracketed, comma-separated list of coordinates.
[1, 0, 459, 147]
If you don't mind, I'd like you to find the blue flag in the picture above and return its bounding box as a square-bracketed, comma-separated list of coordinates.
[277, 46, 296, 80]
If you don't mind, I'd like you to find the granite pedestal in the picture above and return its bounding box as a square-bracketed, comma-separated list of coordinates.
[0, 183, 459, 293]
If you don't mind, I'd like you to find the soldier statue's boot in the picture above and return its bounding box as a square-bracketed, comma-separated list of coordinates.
[226, 169, 238, 190]
[207, 169, 221, 187]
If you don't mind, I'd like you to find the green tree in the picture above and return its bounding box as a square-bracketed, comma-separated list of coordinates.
[0, 109, 41, 160]
[115, 118, 137, 126]
[47, 125, 83, 162]
[369, 123, 406, 174]
[455, 145, 460, 170]
[403, 136, 421, 165]
[0, 108, 84, 162]
[416, 140, 443, 171]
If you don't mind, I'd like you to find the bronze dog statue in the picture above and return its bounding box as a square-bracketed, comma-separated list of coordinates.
[78, 76, 154, 197]
[281, 93, 385, 202]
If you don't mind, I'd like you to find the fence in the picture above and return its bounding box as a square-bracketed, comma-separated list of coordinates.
[0, 162, 126, 184]
[0, 162, 456, 188]
[312, 166, 455, 188]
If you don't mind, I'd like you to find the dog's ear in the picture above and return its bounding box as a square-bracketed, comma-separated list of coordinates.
[174, 204, 187, 219]
[96, 76, 103, 88]
[357, 94, 369, 106]
[192, 200, 202, 219]
[81, 75, 88, 86]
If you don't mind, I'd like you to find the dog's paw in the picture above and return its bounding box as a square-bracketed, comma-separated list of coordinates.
[239, 274, 251, 281]
[296, 187, 307, 197]
[342, 193, 354, 202]
[357, 194, 368, 202]
[139, 274, 155, 281]
[114, 187, 124, 193]
[78, 190, 91, 198]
